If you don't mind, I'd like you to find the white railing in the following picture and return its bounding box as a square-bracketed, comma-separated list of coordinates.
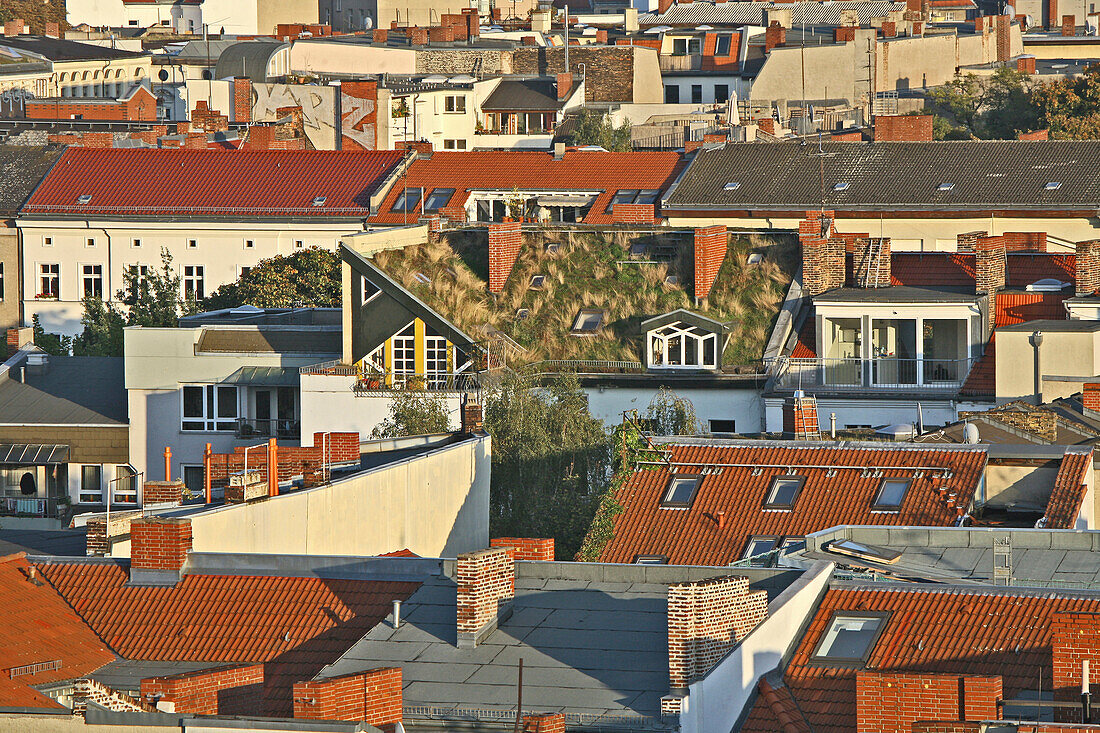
[771, 357, 973, 392]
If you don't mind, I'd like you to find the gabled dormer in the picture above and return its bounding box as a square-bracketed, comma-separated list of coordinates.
[642, 309, 731, 371]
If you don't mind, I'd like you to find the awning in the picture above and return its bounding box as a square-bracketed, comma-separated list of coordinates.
[0, 444, 69, 464]
[221, 367, 300, 387]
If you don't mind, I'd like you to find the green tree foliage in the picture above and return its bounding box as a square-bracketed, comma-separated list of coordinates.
[0, 0, 67, 33]
[71, 249, 197, 357]
[926, 67, 1038, 139]
[1031, 63, 1100, 138]
[30, 313, 71, 356]
[644, 386, 700, 435]
[205, 248, 341, 310]
[371, 391, 452, 438]
[484, 372, 612, 558]
[561, 109, 633, 152]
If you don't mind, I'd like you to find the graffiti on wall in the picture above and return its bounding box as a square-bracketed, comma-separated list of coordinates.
[252, 83, 337, 149]
[340, 81, 377, 150]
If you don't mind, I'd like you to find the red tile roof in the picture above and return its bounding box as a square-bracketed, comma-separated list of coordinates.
[758, 586, 1100, 733]
[367, 150, 686, 225]
[0, 553, 114, 708]
[23, 148, 405, 218]
[744, 677, 812, 733]
[890, 252, 1075, 290]
[596, 442, 987, 566]
[37, 560, 418, 716]
[1043, 448, 1093, 528]
[959, 335, 994, 398]
[790, 317, 816, 358]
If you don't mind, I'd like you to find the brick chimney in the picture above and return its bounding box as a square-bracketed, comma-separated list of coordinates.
[1077, 240, 1100, 296]
[461, 401, 484, 433]
[1083, 383, 1100, 414]
[143, 479, 185, 507]
[522, 713, 565, 732]
[694, 225, 727, 300]
[141, 664, 264, 715]
[130, 516, 192, 586]
[6, 326, 32, 357]
[1052, 611, 1100, 719]
[3, 19, 24, 36]
[851, 237, 892, 288]
[783, 392, 821, 439]
[765, 21, 786, 51]
[409, 27, 429, 46]
[667, 575, 767, 692]
[856, 672, 1002, 731]
[556, 72, 573, 100]
[45, 22, 59, 38]
[975, 235, 1005, 332]
[488, 221, 522, 294]
[800, 211, 844, 296]
[490, 537, 555, 561]
[293, 668, 402, 725]
[955, 230, 986, 253]
[232, 77, 252, 124]
[373, 28, 389, 42]
[456, 546, 515, 647]
[1063, 13, 1076, 35]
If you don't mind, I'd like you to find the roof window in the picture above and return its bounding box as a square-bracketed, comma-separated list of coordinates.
[529, 274, 546, 290]
[937, 183, 954, 192]
[571, 308, 605, 334]
[665, 275, 680, 286]
[826, 538, 902, 564]
[1045, 181, 1062, 190]
[764, 475, 805, 509]
[391, 188, 422, 212]
[1026, 278, 1069, 292]
[424, 188, 455, 212]
[812, 612, 889, 664]
[634, 554, 668, 564]
[606, 189, 661, 212]
[723, 182, 741, 191]
[77, 194, 92, 205]
[661, 475, 700, 508]
[872, 478, 911, 510]
[833, 182, 850, 191]
[515, 308, 530, 320]
[743, 536, 779, 559]
[545, 243, 560, 254]
[312, 196, 327, 207]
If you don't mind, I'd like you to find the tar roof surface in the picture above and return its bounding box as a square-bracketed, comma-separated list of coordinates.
[596, 440, 988, 566]
[0, 145, 64, 215]
[667, 142, 1100, 210]
[481, 78, 567, 111]
[0, 36, 145, 61]
[317, 573, 673, 727]
[195, 328, 341, 355]
[0, 356, 126, 424]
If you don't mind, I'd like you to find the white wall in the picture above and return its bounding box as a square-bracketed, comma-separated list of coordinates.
[680, 561, 834, 733]
[299, 373, 464, 438]
[290, 41, 417, 76]
[763, 396, 962, 434]
[586, 384, 763, 434]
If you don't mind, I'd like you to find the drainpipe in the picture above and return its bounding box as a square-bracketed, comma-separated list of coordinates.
[1030, 331, 1044, 405]
[203, 443, 212, 504]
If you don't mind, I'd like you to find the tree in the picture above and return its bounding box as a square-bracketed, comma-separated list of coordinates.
[926, 68, 1036, 139]
[371, 391, 452, 438]
[72, 296, 124, 356]
[561, 109, 633, 152]
[484, 372, 612, 558]
[30, 313, 71, 356]
[644, 387, 700, 435]
[205, 248, 341, 310]
[1031, 63, 1100, 138]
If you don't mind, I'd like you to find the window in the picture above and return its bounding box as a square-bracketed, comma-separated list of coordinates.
[709, 419, 736, 434]
[82, 264, 103, 298]
[664, 85, 680, 104]
[360, 275, 380, 305]
[715, 84, 729, 103]
[811, 613, 888, 663]
[114, 465, 137, 504]
[606, 189, 660, 213]
[238, 266, 251, 278]
[571, 309, 605, 334]
[872, 478, 911, 510]
[79, 465, 102, 503]
[444, 95, 466, 113]
[425, 335, 448, 388]
[182, 465, 205, 495]
[244, 240, 254, 249]
[86, 237, 95, 248]
[182, 265, 204, 300]
[648, 321, 719, 369]
[743, 536, 779, 558]
[181, 384, 238, 431]
[295, 240, 304, 248]
[443, 139, 467, 150]
[39, 263, 59, 299]
[715, 34, 733, 55]
[392, 188, 422, 212]
[43, 237, 52, 247]
[765, 475, 805, 509]
[0, 262, 5, 301]
[826, 538, 902, 564]
[132, 238, 141, 248]
[661, 475, 700, 508]
[634, 555, 668, 564]
[691, 84, 703, 104]
[424, 188, 455, 211]
[391, 326, 415, 379]
[187, 239, 197, 248]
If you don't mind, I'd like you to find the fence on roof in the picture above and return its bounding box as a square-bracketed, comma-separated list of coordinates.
[403, 706, 675, 730]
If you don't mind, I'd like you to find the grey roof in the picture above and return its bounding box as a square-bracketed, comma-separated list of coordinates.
[221, 366, 300, 386]
[666, 141, 1100, 211]
[170, 39, 241, 64]
[813, 286, 979, 303]
[482, 79, 565, 111]
[0, 528, 85, 556]
[640, 308, 732, 333]
[195, 328, 341, 355]
[0, 36, 145, 61]
[999, 318, 1100, 332]
[0, 444, 68, 462]
[0, 146, 64, 215]
[91, 660, 229, 693]
[0, 356, 126, 425]
[214, 41, 288, 83]
[640, 0, 906, 26]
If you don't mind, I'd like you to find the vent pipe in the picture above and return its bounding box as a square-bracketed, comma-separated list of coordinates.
[393, 599, 402, 628]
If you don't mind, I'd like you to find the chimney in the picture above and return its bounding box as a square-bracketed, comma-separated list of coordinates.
[1077, 240, 1100, 296]
[783, 391, 821, 439]
[975, 235, 1006, 333]
[956, 230, 986, 253]
[667, 575, 767, 692]
[624, 7, 640, 32]
[1084, 383, 1100, 414]
[765, 21, 786, 52]
[522, 713, 565, 733]
[456, 546, 515, 647]
[232, 77, 252, 124]
[694, 225, 727, 300]
[45, 22, 59, 38]
[851, 237, 892, 287]
[3, 19, 24, 36]
[490, 537, 555, 561]
[6, 326, 31, 357]
[488, 221, 522, 294]
[129, 517, 192, 586]
[1063, 13, 1076, 35]
[461, 401, 484, 433]
[556, 73, 573, 100]
[657, 0, 674, 14]
[800, 211, 844, 296]
[553, 141, 566, 160]
[373, 28, 389, 42]
[292, 668, 403, 725]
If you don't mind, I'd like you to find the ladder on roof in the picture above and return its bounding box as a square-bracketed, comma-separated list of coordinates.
[864, 237, 885, 288]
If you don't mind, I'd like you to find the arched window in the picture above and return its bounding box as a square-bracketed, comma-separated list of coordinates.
[647, 321, 719, 369]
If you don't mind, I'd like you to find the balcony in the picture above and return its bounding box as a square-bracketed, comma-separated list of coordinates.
[659, 55, 702, 71]
[770, 357, 973, 393]
[235, 418, 300, 439]
[353, 372, 480, 395]
[0, 496, 61, 517]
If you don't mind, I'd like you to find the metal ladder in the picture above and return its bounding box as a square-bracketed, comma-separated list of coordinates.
[864, 238, 884, 288]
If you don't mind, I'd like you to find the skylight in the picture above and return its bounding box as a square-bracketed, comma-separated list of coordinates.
[424, 187, 455, 212]
[312, 196, 327, 207]
[1026, 278, 1069, 292]
[634, 554, 668, 564]
[515, 308, 530, 320]
[833, 182, 850, 191]
[937, 183, 954, 191]
[723, 182, 741, 191]
[529, 274, 546, 290]
[545, 243, 560, 254]
[743, 536, 779, 558]
[661, 475, 700, 508]
[571, 309, 605, 334]
[77, 194, 92, 205]
[872, 478, 911, 510]
[391, 188, 422, 212]
[764, 475, 805, 509]
[812, 613, 888, 663]
[1045, 181, 1062, 190]
[826, 539, 902, 564]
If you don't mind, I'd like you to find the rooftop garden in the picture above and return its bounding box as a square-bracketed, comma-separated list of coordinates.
[371, 228, 798, 368]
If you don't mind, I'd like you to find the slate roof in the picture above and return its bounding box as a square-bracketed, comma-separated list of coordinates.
[194, 327, 342, 355]
[0, 36, 145, 61]
[481, 78, 569, 111]
[368, 150, 686, 225]
[36, 559, 419, 716]
[22, 148, 405, 219]
[0, 356, 126, 425]
[0, 146, 64, 216]
[666, 142, 1100, 211]
[742, 584, 1100, 733]
[1042, 447, 1093, 528]
[596, 439, 988, 566]
[0, 553, 114, 708]
[640, 0, 906, 26]
[316, 571, 674, 727]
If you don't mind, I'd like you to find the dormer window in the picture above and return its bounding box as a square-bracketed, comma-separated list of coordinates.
[833, 182, 850, 191]
[937, 183, 954, 192]
[1045, 181, 1062, 190]
[661, 475, 700, 508]
[764, 475, 805, 509]
[312, 196, 327, 207]
[647, 318, 721, 369]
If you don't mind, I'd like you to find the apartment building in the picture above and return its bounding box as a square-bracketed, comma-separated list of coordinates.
[65, 0, 319, 36]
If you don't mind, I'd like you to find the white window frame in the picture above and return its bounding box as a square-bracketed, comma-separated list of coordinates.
[43, 236, 53, 247]
[647, 321, 718, 369]
[244, 239, 255, 249]
[392, 328, 415, 377]
[180, 384, 239, 432]
[444, 94, 466, 113]
[187, 239, 198, 249]
[38, 263, 59, 299]
[79, 464, 103, 504]
[425, 335, 448, 388]
[131, 238, 142, 248]
[182, 265, 204, 300]
[81, 263, 104, 299]
[85, 237, 96, 248]
[113, 465, 138, 504]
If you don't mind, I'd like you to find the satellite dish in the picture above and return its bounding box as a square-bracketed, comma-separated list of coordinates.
[364, 16, 374, 29]
[963, 422, 980, 444]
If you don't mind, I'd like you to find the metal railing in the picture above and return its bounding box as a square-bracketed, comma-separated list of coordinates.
[353, 371, 481, 395]
[235, 418, 300, 439]
[0, 496, 59, 517]
[300, 360, 358, 376]
[403, 706, 672, 730]
[523, 359, 645, 374]
[771, 357, 973, 392]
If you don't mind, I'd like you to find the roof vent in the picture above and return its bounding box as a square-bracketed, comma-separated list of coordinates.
[414, 272, 431, 284]
[76, 194, 92, 205]
[312, 196, 327, 206]
[516, 308, 530, 320]
[723, 182, 741, 191]
[1045, 181, 1062, 190]
[833, 182, 850, 191]
[665, 274, 680, 286]
[937, 183, 954, 192]
[529, 274, 546, 290]
[1025, 278, 1069, 292]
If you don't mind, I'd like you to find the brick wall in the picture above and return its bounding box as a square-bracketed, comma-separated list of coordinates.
[856, 671, 1002, 733]
[1053, 611, 1100, 721]
[141, 664, 263, 715]
[488, 222, 522, 294]
[490, 537, 555, 561]
[207, 433, 359, 490]
[976, 235, 1006, 333]
[6, 326, 29, 356]
[612, 203, 657, 224]
[143, 480, 184, 506]
[1078, 240, 1100, 296]
[874, 114, 933, 141]
[881, 20, 897, 36]
[292, 668, 402, 726]
[192, 101, 229, 132]
[27, 93, 157, 122]
[1084, 384, 1100, 413]
[851, 237, 892, 287]
[511, 47, 635, 103]
[694, 225, 727, 300]
[130, 517, 192, 573]
[765, 21, 786, 51]
[86, 511, 142, 556]
[911, 723, 982, 733]
[1018, 55, 1038, 73]
[835, 26, 858, 42]
[522, 713, 565, 732]
[667, 575, 767, 690]
[456, 546, 515, 644]
[1063, 14, 1076, 34]
[1003, 231, 1047, 252]
[996, 14, 1012, 61]
[955, 231, 986, 253]
[800, 211, 845, 296]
